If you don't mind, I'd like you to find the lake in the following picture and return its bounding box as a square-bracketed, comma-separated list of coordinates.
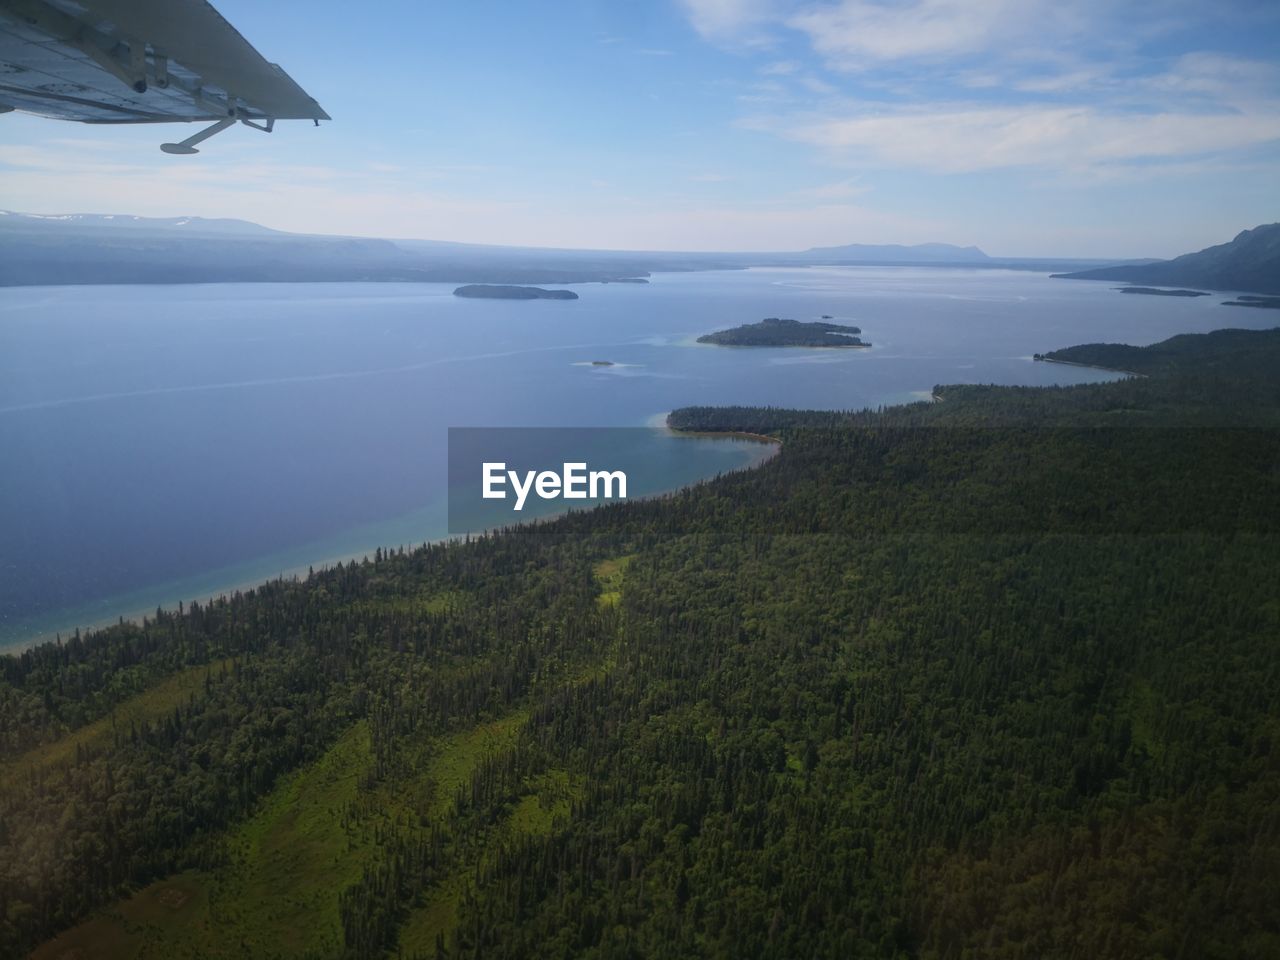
[0, 266, 1269, 649]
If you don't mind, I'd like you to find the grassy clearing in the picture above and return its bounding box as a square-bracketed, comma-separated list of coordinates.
[342, 588, 471, 622]
[32, 693, 587, 958]
[30, 721, 374, 960]
[387, 710, 531, 958]
[397, 761, 582, 959]
[398, 870, 469, 960]
[503, 769, 578, 840]
[3, 658, 236, 789]
[28, 871, 211, 960]
[29, 573, 596, 959]
[213, 720, 377, 955]
[419, 710, 530, 821]
[593, 555, 633, 609]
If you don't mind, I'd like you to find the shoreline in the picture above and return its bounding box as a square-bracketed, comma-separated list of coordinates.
[2, 424, 774, 657]
[2, 347, 1138, 657]
[651, 407, 784, 450]
[695, 341, 871, 350]
[666, 426, 783, 446]
[0, 541, 447, 656]
[1033, 356, 1146, 378]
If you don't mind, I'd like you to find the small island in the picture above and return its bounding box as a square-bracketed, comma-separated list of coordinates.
[698, 317, 869, 348]
[1222, 295, 1280, 310]
[1116, 287, 1209, 297]
[453, 284, 579, 300]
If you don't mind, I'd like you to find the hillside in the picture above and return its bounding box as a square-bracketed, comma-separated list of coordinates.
[4, 325, 1278, 959]
[1054, 223, 1280, 294]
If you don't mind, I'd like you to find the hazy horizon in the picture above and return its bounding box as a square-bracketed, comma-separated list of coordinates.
[2, 207, 1136, 260]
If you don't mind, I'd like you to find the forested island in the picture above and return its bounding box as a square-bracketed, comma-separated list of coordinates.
[1116, 286, 1208, 297]
[4, 326, 1279, 959]
[453, 284, 579, 300]
[698, 316, 869, 347]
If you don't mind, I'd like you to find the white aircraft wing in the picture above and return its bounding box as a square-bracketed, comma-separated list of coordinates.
[0, 0, 327, 152]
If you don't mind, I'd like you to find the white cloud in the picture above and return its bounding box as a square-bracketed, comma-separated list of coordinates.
[787, 0, 1033, 66]
[755, 102, 1280, 174]
[678, 1, 1280, 179]
[798, 75, 838, 95]
[1142, 52, 1279, 102]
[966, 51, 1279, 101]
[774, 0, 1248, 71]
[1012, 66, 1113, 94]
[678, 0, 781, 41]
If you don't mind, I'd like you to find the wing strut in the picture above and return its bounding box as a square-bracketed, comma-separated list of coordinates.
[159, 117, 235, 154]
[159, 114, 277, 154]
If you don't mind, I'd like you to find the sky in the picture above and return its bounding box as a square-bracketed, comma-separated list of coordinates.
[1, 0, 1278, 257]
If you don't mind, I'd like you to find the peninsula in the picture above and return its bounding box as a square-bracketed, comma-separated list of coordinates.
[1117, 287, 1209, 297]
[1222, 295, 1280, 310]
[1032, 326, 1272, 375]
[453, 284, 579, 300]
[698, 317, 869, 348]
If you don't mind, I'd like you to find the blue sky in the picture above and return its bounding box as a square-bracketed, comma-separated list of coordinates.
[1, 0, 1277, 256]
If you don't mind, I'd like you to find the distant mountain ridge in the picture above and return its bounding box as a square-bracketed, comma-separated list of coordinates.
[0, 209, 411, 286]
[800, 241, 989, 263]
[1054, 224, 1280, 294]
[0, 210, 284, 237]
[0, 209, 1125, 286]
[0, 210, 724, 285]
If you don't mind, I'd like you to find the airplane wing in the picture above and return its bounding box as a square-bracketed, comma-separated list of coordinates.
[0, 0, 328, 152]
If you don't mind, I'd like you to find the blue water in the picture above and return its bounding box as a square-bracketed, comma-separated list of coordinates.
[1, 267, 1270, 649]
